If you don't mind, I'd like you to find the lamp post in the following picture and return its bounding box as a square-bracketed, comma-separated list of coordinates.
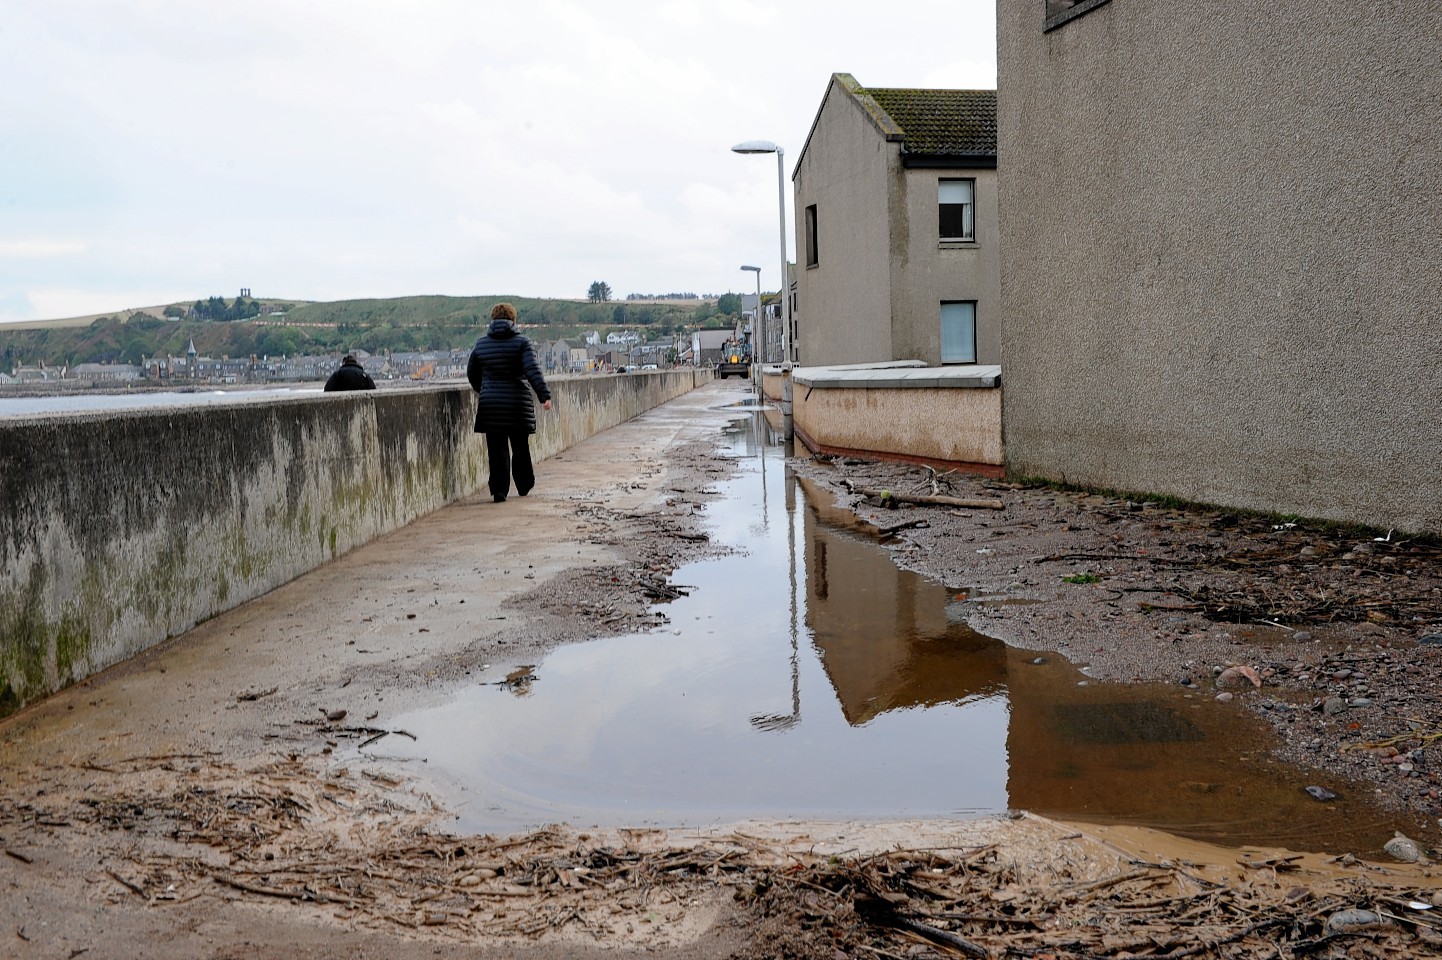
[740, 265, 762, 390]
[731, 140, 791, 368]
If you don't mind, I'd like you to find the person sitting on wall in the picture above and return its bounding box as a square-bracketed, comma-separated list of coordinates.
[324, 355, 376, 392]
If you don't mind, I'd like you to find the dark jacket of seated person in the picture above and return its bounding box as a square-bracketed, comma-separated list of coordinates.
[324, 355, 376, 392]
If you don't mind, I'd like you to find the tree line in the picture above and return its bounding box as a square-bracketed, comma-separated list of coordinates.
[0, 293, 749, 369]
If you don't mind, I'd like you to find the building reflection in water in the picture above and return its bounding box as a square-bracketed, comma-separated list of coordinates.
[797, 475, 1006, 724]
[792, 471, 1412, 854]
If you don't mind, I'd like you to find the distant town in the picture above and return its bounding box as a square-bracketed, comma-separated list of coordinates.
[0, 290, 778, 389]
[0, 319, 766, 388]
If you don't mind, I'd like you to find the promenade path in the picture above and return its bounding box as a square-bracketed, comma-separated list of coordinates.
[0, 380, 778, 959]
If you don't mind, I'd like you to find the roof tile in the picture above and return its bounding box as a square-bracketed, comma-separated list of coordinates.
[862, 88, 997, 156]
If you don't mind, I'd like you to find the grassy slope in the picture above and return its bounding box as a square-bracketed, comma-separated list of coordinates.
[0, 294, 726, 365]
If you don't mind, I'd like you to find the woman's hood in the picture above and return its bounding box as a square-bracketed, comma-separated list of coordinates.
[488, 317, 517, 337]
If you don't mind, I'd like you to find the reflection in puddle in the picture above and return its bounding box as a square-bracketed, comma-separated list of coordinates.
[1049, 702, 1204, 746]
[381, 410, 1424, 856]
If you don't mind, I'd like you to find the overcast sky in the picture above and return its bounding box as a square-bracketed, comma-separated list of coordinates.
[0, 1, 996, 323]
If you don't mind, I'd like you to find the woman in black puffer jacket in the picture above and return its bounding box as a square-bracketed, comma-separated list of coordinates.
[467, 303, 553, 502]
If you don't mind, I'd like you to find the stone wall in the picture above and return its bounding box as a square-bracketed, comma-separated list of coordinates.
[0, 371, 706, 715]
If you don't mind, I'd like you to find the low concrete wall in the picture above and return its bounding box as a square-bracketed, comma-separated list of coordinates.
[0, 371, 707, 716]
[790, 365, 1004, 473]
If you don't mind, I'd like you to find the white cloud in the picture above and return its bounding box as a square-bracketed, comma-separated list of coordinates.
[22, 288, 186, 321]
[0, 240, 88, 259]
[0, 0, 998, 321]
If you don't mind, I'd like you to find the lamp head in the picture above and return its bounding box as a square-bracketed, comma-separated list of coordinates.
[740, 265, 761, 272]
[732, 140, 782, 155]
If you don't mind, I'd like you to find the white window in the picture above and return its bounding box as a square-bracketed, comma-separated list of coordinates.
[939, 180, 975, 242]
[940, 302, 977, 363]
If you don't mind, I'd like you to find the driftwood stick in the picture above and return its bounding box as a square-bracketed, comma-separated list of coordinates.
[853, 486, 1004, 511]
[876, 519, 927, 535]
[214, 874, 332, 902]
[106, 869, 145, 897]
[897, 917, 991, 958]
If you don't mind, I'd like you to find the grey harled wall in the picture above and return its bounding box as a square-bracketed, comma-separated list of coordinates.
[0, 371, 706, 715]
[793, 76, 895, 366]
[997, 0, 1442, 533]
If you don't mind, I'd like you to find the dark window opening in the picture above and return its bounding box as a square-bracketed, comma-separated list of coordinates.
[1045, 0, 1111, 32]
[939, 179, 975, 241]
[804, 204, 819, 267]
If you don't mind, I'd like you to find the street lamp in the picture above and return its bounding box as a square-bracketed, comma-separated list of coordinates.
[731, 140, 791, 368]
[740, 265, 762, 386]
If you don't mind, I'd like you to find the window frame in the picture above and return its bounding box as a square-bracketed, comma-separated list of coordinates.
[938, 178, 976, 243]
[804, 204, 819, 267]
[940, 300, 978, 365]
[1045, 0, 1111, 32]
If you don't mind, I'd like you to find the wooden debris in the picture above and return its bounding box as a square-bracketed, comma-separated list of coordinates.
[106, 869, 145, 897]
[843, 480, 1004, 510]
[236, 687, 279, 702]
[30, 755, 1442, 957]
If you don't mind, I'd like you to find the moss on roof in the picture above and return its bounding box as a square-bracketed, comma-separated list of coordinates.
[860, 87, 997, 156]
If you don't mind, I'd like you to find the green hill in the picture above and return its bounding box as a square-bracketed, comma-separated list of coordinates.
[0, 294, 733, 367]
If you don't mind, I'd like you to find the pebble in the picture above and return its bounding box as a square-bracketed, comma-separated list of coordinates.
[1325, 909, 1390, 934]
[1350, 698, 1373, 707]
[1384, 833, 1425, 863]
[1304, 785, 1338, 801]
[1420, 634, 1442, 646]
[1294, 631, 1312, 641]
[1215, 692, 1233, 703]
[1322, 696, 1347, 715]
[1217, 665, 1262, 689]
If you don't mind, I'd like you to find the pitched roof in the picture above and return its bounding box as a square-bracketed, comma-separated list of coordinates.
[796, 74, 996, 173]
[861, 87, 997, 158]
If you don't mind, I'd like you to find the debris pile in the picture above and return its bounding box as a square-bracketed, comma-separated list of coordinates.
[10, 752, 1442, 956]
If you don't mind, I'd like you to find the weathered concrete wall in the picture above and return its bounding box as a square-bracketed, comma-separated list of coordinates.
[792, 379, 1003, 470]
[997, 0, 1442, 533]
[0, 371, 706, 715]
[890, 164, 1002, 366]
[793, 75, 895, 367]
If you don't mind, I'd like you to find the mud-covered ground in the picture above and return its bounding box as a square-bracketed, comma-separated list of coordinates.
[4, 382, 1442, 959]
[788, 454, 1442, 834]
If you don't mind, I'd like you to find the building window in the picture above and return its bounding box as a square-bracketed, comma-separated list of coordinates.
[1045, 0, 1111, 31]
[939, 179, 975, 242]
[940, 302, 977, 364]
[804, 204, 819, 267]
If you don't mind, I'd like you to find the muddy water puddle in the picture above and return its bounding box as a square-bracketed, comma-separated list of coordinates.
[380, 410, 1417, 857]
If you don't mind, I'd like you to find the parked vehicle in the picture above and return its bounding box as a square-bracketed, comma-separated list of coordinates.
[716, 339, 752, 379]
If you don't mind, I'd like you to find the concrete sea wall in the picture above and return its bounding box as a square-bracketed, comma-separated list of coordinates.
[0, 371, 707, 716]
